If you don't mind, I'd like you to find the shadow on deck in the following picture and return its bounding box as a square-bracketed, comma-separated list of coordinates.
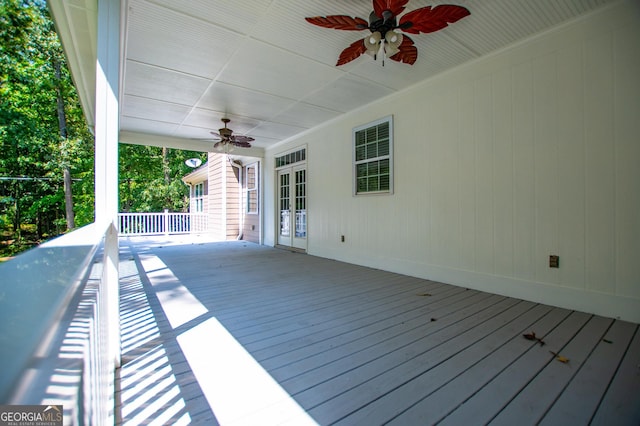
[115, 237, 640, 425]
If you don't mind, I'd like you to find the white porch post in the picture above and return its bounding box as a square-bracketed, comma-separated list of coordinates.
[95, 0, 121, 379]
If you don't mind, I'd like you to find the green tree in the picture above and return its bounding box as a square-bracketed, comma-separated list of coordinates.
[1, 1, 203, 256]
[119, 144, 206, 213]
[0, 0, 93, 248]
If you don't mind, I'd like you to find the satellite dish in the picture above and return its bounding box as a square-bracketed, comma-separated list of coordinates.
[185, 158, 202, 168]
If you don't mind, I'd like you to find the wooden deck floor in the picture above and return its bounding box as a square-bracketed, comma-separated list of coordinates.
[115, 238, 640, 425]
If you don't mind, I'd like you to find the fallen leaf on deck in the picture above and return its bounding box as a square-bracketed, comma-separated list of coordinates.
[523, 332, 545, 346]
[549, 351, 570, 363]
[416, 293, 432, 297]
[430, 318, 437, 322]
[602, 339, 613, 344]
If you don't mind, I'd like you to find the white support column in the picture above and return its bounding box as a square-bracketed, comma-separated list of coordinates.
[95, 0, 120, 226]
[95, 0, 121, 377]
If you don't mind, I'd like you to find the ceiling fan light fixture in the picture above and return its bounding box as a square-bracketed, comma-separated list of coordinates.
[384, 30, 403, 56]
[216, 142, 235, 154]
[364, 31, 382, 57]
[305, 2, 470, 66]
[385, 30, 402, 46]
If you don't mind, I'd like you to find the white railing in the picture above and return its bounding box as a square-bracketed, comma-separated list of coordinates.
[0, 222, 119, 424]
[118, 211, 209, 236]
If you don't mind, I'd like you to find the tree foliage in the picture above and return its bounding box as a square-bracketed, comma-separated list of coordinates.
[1, 1, 206, 256]
[119, 144, 206, 213]
[1, 0, 94, 246]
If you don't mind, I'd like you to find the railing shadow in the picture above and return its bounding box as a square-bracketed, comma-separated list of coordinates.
[116, 244, 217, 425]
[116, 237, 318, 425]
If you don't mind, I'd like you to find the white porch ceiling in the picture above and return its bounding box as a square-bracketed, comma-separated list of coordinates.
[50, 0, 619, 154]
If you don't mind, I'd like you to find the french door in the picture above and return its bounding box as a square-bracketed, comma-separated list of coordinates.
[277, 165, 306, 250]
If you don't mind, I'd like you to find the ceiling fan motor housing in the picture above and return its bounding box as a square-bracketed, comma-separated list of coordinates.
[369, 10, 397, 37]
[219, 118, 233, 138]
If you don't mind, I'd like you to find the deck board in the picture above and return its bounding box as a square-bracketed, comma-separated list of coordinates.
[281, 295, 512, 398]
[115, 239, 640, 425]
[266, 291, 492, 386]
[258, 286, 471, 370]
[488, 315, 613, 425]
[437, 310, 592, 426]
[303, 299, 532, 423]
[387, 306, 572, 425]
[540, 319, 637, 425]
[338, 303, 554, 425]
[590, 324, 640, 425]
[230, 275, 422, 343]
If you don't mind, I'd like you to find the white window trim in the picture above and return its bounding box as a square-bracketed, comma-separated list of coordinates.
[353, 115, 394, 196]
[192, 182, 204, 213]
[246, 162, 259, 214]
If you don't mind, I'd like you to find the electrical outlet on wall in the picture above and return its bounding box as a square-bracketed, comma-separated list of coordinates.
[549, 255, 559, 268]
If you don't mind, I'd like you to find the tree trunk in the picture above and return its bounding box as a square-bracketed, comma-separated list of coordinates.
[54, 59, 75, 230]
[63, 167, 74, 228]
[162, 147, 170, 184]
[162, 146, 171, 207]
[13, 182, 21, 242]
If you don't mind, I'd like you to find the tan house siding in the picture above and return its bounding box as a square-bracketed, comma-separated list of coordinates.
[206, 153, 243, 241]
[208, 153, 225, 240]
[243, 214, 260, 243]
[184, 153, 260, 242]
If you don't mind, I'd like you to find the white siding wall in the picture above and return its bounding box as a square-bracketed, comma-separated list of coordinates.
[264, 1, 640, 322]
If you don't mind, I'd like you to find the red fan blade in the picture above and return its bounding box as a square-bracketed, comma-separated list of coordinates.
[231, 135, 254, 143]
[209, 131, 221, 139]
[373, 0, 410, 18]
[389, 35, 417, 65]
[336, 39, 367, 66]
[399, 5, 470, 34]
[305, 15, 368, 31]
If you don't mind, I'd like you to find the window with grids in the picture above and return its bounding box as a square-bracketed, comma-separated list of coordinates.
[193, 182, 204, 212]
[353, 116, 393, 195]
[275, 148, 306, 168]
[246, 163, 258, 214]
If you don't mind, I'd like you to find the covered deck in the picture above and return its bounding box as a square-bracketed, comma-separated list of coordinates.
[115, 236, 640, 425]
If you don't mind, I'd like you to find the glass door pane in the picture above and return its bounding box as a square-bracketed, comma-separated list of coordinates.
[294, 169, 306, 238]
[279, 172, 290, 238]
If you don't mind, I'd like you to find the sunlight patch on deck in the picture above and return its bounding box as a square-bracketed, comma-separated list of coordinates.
[178, 317, 318, 426]
[136, 251, 318, 425]
[139, 255, 207, 328]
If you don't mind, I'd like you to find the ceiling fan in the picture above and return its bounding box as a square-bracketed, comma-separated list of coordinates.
[208, 118, 254, 151]
[305, 0, 470, 66]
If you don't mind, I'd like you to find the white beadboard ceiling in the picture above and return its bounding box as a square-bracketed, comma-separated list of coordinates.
[52, 0, 620, 155]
